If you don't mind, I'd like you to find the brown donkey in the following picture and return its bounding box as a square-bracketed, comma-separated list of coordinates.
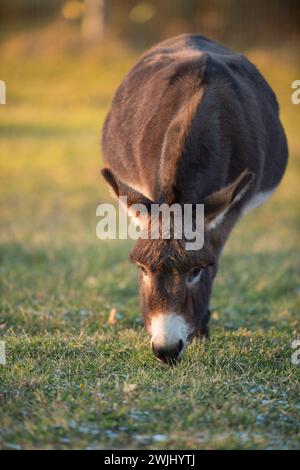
[101, 34, 288, 364]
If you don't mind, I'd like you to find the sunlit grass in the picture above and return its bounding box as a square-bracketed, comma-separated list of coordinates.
[0, 41, 299, 449]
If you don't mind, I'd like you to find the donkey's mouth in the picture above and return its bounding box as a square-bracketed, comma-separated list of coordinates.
[151, 338, 185, 365]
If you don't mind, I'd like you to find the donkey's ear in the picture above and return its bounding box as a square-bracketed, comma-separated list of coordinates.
[101, 167, 120, 198]
[101, 167, 153, 225]
[205, 169, 255, 229]
[101, 167, 152, 206]
[101, 168, 119, 198]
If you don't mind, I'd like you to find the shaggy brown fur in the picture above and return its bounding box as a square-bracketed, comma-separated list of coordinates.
[101, 34, 288, 363]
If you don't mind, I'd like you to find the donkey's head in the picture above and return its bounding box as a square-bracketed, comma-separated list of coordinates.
[101, 168, 254, 364]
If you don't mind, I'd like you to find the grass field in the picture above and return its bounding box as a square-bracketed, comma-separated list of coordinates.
[0, 38, 300, 449]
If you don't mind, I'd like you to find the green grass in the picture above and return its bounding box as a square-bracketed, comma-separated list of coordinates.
[0, 41, 299, 449]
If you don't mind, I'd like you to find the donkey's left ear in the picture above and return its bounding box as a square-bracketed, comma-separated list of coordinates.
[204, 169, 255, 229]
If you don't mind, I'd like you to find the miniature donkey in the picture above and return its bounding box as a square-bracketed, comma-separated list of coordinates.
[101, 34, 288, 364]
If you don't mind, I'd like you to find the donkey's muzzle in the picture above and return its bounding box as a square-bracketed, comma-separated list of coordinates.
[151, 339, 184, 365]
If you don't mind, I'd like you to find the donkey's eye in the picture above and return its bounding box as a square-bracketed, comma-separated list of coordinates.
[138, 265, 148, 276]
[188, 267, 202, 284]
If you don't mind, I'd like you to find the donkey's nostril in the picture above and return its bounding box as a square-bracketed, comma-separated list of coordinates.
[151, 339, 184, 365]
[177, 339, 184, 353]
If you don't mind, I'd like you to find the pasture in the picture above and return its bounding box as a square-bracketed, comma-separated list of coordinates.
[0, 42, 299, 449]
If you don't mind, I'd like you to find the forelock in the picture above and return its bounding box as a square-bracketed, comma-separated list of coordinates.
[130, 237, 214, 272]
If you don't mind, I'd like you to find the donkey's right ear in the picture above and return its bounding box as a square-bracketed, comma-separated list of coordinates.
[101, 167, 153, 215]
[101, 167, 153, 227]
[101, 167, 120, 198]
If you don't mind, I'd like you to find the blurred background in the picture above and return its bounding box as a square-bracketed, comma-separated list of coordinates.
[0, 0, 299, 279]
[1, 0, 300, 50]
[0, 0, 299, 243]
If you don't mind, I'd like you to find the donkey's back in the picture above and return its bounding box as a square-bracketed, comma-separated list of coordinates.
[102, 33, 287, 211]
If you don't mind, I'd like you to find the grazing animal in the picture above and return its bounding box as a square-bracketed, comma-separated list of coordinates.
[101, 34, 288, 364]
